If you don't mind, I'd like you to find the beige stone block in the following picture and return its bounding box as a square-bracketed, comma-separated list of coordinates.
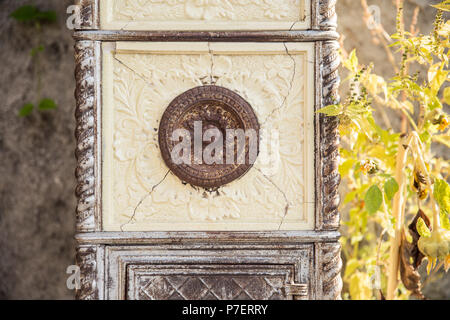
[100, 0, 311, 31]
[102, 42, 315, 231]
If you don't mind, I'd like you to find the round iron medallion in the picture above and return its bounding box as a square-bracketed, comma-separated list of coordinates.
[158, 85, 259, 189]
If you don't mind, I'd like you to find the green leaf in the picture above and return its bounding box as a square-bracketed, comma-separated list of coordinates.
[365, 185, 383, 214]
[416, 217, 431, 238]
[433, 178, 450, 215]
[18, 103, 34, 117]
[10, 5, 38, 22]
[10, 5, 56, 23]
[384, 178, 399, 201]
[432, 0, 450, 12]
[38, 98, 57, 111]
[317, 104, 342, 116]
[35, 10, 57, 23]
[30, 45, 44, 57]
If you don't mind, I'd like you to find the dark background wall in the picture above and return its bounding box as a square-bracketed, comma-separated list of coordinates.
[0, 0, 447, 299]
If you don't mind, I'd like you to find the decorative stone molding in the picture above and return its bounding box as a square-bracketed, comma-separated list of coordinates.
[105, 245, 313, 300]
[74, 0, 99, 30]
[99, 0, 311, 31]
[320, 242, 343, 300]
[74, 40, 100, 232]
[75, 245, 104, 300]
[101, 42, 315, 231]
[318, 0, 338, 30]
[320, 40, 341, 230]
[72, 0, 342, 32]
[73, 0, 342, 301]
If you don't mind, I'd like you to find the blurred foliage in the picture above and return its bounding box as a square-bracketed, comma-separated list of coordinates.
[10, 5, 56, 23]
[319, 0, 450, 299]
[10, 4, 58, 117]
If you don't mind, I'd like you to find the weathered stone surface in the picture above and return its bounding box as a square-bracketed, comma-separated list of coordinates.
[0, 0, 76, 299]
[0, 0, 447, 299]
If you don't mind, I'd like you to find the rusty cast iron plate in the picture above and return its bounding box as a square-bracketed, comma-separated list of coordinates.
[158, 85, 259, 189]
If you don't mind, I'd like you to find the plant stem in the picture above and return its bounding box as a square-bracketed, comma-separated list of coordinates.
[387, 134, 412, 300]
[431, 194, 441, 231]
[400, 108, 419, 132]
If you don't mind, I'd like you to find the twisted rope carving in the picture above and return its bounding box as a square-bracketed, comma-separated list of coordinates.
[75, 246, 98, 300]
[321, 242, 343, 300]
[321, 41, 341, 230]
[319, 39, 342, 300]
[74, 0, 97, 29]
[319, 0, 338, 30]
[75, 41, 96, 232]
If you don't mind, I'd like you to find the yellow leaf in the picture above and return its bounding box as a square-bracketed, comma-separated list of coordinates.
[444, 87, 450, 105]
[344, 259, 360, 278]
[344, 49, 359, 72]
[416, 217, 431, 238]
[317, 104, 342, 116]
[349, 272, 373, 300]
[428, 64, 439, 84]
[432, 1, 450, 12]
[438, 21, 450, 36]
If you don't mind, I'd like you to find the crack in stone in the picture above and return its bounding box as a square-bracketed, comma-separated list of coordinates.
[289, 21, 298, 31]
[207, 41, 215, 85]
[113, 42, 300, 230]
[114, 56, 156, 89]
[120, 20, 132, 31]
[287, 13, 312, 31]
[254, 167, 290, 230]
[261, 42, 297, 126]
[120, 170, 170, 231]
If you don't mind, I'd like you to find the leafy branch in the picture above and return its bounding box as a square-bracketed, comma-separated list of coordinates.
[319, 0, 450, 300]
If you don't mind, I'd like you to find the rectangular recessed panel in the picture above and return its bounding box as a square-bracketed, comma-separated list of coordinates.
[102, 42, 315, 231]
[128, 265, 293, 300]
[105, 246, 313, 300]
[100, 0, 311, 31]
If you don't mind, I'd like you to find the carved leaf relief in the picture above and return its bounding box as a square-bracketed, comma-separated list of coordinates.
[103, 44, 314, 231]
[100, 0, 310, 30]
[111, 0, 303, 21]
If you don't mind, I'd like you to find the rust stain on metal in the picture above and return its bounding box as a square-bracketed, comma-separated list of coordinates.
[158, 85, 259, 189]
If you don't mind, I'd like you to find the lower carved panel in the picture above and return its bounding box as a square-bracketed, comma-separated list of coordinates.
[105, 245, 313, 300]
[128, 265, 291, 300]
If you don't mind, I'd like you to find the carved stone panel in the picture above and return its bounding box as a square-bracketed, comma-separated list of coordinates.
[105, 245, 313, 300]
[99, 0, 311, 31]
[128, 266, 292, 300]
[74, 0, 342, 301]
[102, 42, 315, 231]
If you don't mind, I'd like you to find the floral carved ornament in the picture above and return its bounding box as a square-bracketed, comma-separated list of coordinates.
[103, 45, 314, 231]
[111, 0, 304, 22]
